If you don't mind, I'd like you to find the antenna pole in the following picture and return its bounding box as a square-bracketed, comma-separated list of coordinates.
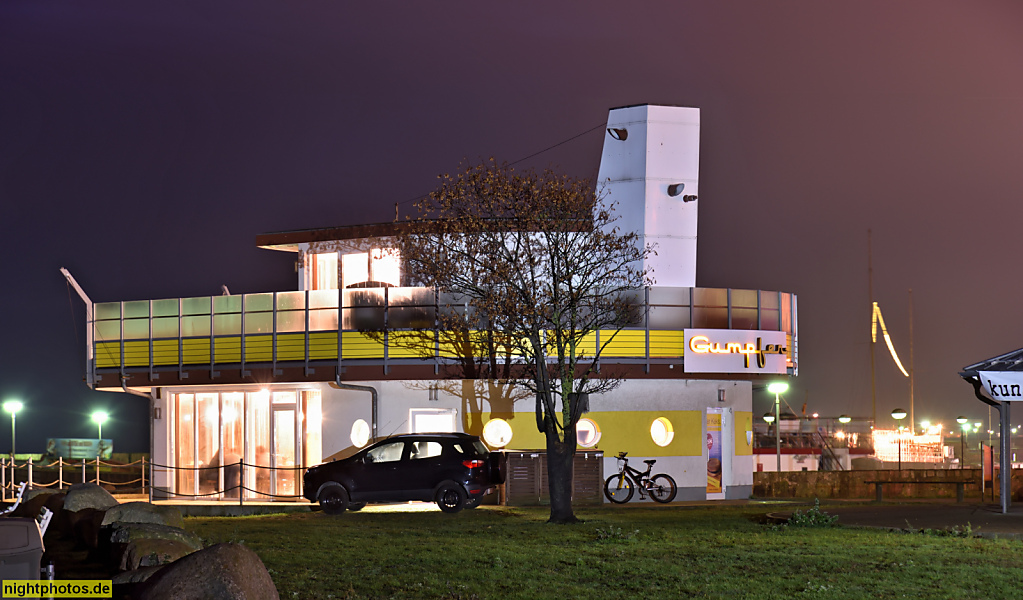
[909, 288, 915, 435]
[868, 230, 877, 428]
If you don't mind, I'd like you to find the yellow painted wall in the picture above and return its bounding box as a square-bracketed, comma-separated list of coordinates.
[734, 410, 753, 456]
[473, 410, 704, 457]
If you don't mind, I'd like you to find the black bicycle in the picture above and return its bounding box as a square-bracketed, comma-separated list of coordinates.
[603, 451, 677, 503]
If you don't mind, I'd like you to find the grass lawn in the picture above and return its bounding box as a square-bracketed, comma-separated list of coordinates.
[184, 503, 1023, 600]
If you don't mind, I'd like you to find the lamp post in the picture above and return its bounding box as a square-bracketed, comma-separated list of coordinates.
[762, 413, 775, 471]
[768, 382, 789, 473]
[957, 416, 968, 469]
[3, 400, 23, 456]
[91, 411, 109, 442]
[892, 408, 907, 470]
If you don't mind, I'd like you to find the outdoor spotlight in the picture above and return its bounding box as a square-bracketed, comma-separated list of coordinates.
[838, 415, 851, 424]
[2, 400, 22, 415]
[767, 382, 789, 395]
[607, 127, 628, 141]
[891, 408, 907, 420]
[957, 416, 968, 425]
[763, 413, 775, 423]
[682, 194, 698, 202]
[668, 183, 685, 197]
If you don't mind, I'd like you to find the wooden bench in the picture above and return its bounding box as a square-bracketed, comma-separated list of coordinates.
[865, 480, 976, 503]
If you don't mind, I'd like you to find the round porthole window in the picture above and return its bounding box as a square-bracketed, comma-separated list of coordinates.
[576, 418, 601, 448]
[651, 417, 675, 447]
[482, 418, 513, 448]
[351, 419, 370, 448]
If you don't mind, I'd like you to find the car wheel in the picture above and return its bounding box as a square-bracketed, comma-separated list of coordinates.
[436, 483, 467, 513]
[318, 484, 349, 515]
[347, 502, 366, 512]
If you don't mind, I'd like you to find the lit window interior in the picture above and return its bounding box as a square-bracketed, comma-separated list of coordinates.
[576, 418, 601, 448]
[482, 418, 513, 448]
[341, 248, 401, 289]
[313, 252, 338, 290]
[650, 417, 674, 447]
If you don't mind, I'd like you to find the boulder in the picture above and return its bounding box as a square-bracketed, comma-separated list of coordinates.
[74, 508, 109, 549]
[120, 538, 195, 571]
[112, 565, 164, 585]
[11, 491, 54, 518]
[64, 482, 119, 513]
[107, 523, 202, 551]
[137, 543, 280, 600]
[102, 502, 184, 529]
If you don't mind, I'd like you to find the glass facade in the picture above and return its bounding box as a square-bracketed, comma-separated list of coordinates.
[171, 388, 321, 500]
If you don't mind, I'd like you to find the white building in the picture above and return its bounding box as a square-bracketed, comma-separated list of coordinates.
[78, 105, 797, 503]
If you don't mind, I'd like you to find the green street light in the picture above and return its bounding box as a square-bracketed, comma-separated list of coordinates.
[767, 382, 789, 472]
[763, 413, 775, 424]
[3, 400, 23, 456]
[91, 411, 109, 441]
[838, 415, 851, 424]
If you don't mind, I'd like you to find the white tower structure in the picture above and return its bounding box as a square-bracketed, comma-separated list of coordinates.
[596, 104, 701, 287]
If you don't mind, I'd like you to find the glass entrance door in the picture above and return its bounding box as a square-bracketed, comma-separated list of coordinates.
[272, 407, 297, 498]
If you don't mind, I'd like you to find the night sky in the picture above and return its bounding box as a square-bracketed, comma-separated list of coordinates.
[3, 2, 1023, 452]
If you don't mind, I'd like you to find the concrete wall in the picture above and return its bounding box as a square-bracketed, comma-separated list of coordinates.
[754, 468, 1023, 501]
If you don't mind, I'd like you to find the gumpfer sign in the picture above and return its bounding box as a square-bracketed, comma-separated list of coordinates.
[979, 371, 1023, 401]
[684, 329, 788, 374]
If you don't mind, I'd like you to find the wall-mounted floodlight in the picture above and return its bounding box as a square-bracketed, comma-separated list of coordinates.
[838, 415, 851, 424]
[668, 183, 685, 197]
[683, 195, 698, 202]
[607, 127, 628, 141]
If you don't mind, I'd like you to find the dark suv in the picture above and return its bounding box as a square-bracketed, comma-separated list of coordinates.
[303, 433, 504, 514]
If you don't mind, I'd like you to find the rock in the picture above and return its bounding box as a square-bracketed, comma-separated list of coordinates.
[11, 491, 54, 518]
[74, 508, 108, 549]
[120, 539, 195, 570]
[64, 483, 119, 513]
[102, 502, 184, 529]
[137, 543, 280, 600]
[112, 565, 164, 584]
[107, 523, 202, 551]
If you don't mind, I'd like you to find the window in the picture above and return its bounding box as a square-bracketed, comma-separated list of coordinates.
[410, 441, 443, 460]
[351, 419, 371, 447]
[482, 418, 513, 448]
[366, 441, 404, 464]
[341, 248, 402, 288]
[651, 417, 675, 447]
[410, 408, 456, 433]
[576, 418, 601, 448]
[312, 252, 338, 290]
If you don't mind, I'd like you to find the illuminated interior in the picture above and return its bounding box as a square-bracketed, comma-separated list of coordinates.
[172, 388, 321, 499]
[872, 428, 944, 463]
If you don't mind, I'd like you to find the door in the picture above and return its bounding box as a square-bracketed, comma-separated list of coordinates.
[272, 407, 297, 498]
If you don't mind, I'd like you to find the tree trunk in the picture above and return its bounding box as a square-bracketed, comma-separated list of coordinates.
[545, 429, 578, 524]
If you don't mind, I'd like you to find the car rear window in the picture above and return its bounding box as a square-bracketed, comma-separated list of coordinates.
[452, 440, 489, 456]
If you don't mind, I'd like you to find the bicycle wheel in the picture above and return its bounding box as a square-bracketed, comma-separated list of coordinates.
[648, 474, 677, 503]
[604, 473, 634, 504]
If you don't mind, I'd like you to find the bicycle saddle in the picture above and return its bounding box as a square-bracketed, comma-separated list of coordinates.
[643, 459, 656, 465]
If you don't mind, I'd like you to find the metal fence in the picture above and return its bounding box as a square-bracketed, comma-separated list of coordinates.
[0, 457, 307, 505]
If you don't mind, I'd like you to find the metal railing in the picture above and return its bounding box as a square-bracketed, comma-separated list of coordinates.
[0, 457, 307, 504]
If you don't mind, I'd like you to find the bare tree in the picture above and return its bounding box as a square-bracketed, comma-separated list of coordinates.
[397, 160, 651, 523]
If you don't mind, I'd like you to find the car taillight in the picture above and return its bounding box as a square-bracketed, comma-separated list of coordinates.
[463, 459, 484, 469]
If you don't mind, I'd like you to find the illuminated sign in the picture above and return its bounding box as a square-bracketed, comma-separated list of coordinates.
[684, 329, 788, 374]
[979, 371, 1023, 402]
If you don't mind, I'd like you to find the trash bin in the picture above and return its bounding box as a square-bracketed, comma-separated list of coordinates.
[0, 518, 45, 581]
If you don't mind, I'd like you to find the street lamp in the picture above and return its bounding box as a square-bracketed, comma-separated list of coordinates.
[768, 382, 789, 473]
[91, 411, 109, 441]
[892, 408, 907, 470]
[838, 415, 851, 424]
[3, 400, 23, 456]
[957, 416, 968, 469]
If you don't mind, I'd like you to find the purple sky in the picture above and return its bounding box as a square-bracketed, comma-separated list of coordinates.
[3, 1, 1023, 451]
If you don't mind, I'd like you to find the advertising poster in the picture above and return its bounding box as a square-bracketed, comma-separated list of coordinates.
[47, 438, 113, 460]
[706, 411, 722, 494]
